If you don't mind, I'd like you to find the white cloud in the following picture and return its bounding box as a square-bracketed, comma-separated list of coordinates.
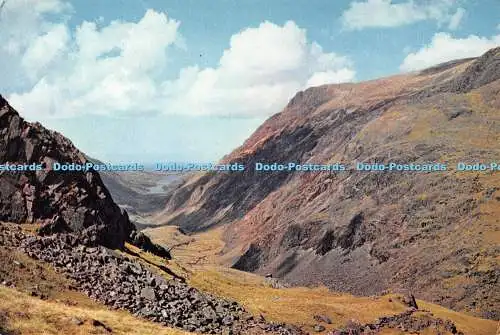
[400, 32, 500, 71]
[448, 7, 465, 30]
[7, 8, 182, 118]
[0, 0, 71, 54]
[306, 69, 356, 87]
[163, 21, 355, 116]
[4, 7, 354, 119]
[21, 24, 70, 79]
[0, 0, 72, 91]
[341, 0, 465, 30]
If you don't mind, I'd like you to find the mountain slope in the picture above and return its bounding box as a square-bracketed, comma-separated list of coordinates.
[95, 165, 184, 228]
[157, 47, 500, 319]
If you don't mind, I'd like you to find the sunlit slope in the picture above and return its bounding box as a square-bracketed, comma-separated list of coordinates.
[156, 48, 500, 319]
[0, 286, 191, 335]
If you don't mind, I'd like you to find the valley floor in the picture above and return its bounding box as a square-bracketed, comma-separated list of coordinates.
[0, 222, 497, 335]
[143, 225, 499, 335]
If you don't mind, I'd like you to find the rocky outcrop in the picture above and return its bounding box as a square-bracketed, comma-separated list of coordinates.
[0, 96, 165, 255]
[129, 230, 171, 259]
[158, 47, 500, 319]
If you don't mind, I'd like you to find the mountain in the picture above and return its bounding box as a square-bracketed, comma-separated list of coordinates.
[156, 47, 500, 319]
[0, 95, 167, 256]
[89, 158, 184, 228]
[1, 50, 498, 335]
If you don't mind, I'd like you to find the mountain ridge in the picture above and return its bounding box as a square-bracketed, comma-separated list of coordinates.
[156, 47, 500, 319]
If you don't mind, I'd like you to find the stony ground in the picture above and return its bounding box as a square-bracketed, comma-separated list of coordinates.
[1, 223, 303, 335]
[1, 223, 491, 334]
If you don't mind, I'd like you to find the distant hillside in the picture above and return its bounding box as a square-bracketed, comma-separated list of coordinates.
[157, 47, 500, 319]
[87, 156, 183, 223]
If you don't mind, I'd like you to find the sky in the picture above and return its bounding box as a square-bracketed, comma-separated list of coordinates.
[0, 0, 499, 163]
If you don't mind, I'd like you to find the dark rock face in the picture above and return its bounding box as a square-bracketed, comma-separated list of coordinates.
[0, 96, 167, 256]
[0, 95, 133, 249]
[129, 231, 171, 260]
[232, 243, 264, 272]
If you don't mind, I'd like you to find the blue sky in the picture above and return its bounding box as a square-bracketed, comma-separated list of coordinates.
[1, 0, 499, 163]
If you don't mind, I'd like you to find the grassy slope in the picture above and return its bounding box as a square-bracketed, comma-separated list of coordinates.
[0, 238, 191, 335]
[144, 226, 498, 335]
[0, 286, 190, 335]
[0, 224, 496, 335]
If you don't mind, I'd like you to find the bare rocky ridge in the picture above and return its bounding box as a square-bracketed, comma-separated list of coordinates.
[158, 47, 500, 319]
[0, 95, 167, 257]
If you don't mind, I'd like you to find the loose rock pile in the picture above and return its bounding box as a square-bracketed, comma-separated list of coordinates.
[1, 224, 466, 335]
[18, 233, 304, 335]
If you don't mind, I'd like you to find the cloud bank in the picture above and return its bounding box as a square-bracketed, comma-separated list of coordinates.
[2, 1, 355, 119]
[400, 32, 500, 71]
